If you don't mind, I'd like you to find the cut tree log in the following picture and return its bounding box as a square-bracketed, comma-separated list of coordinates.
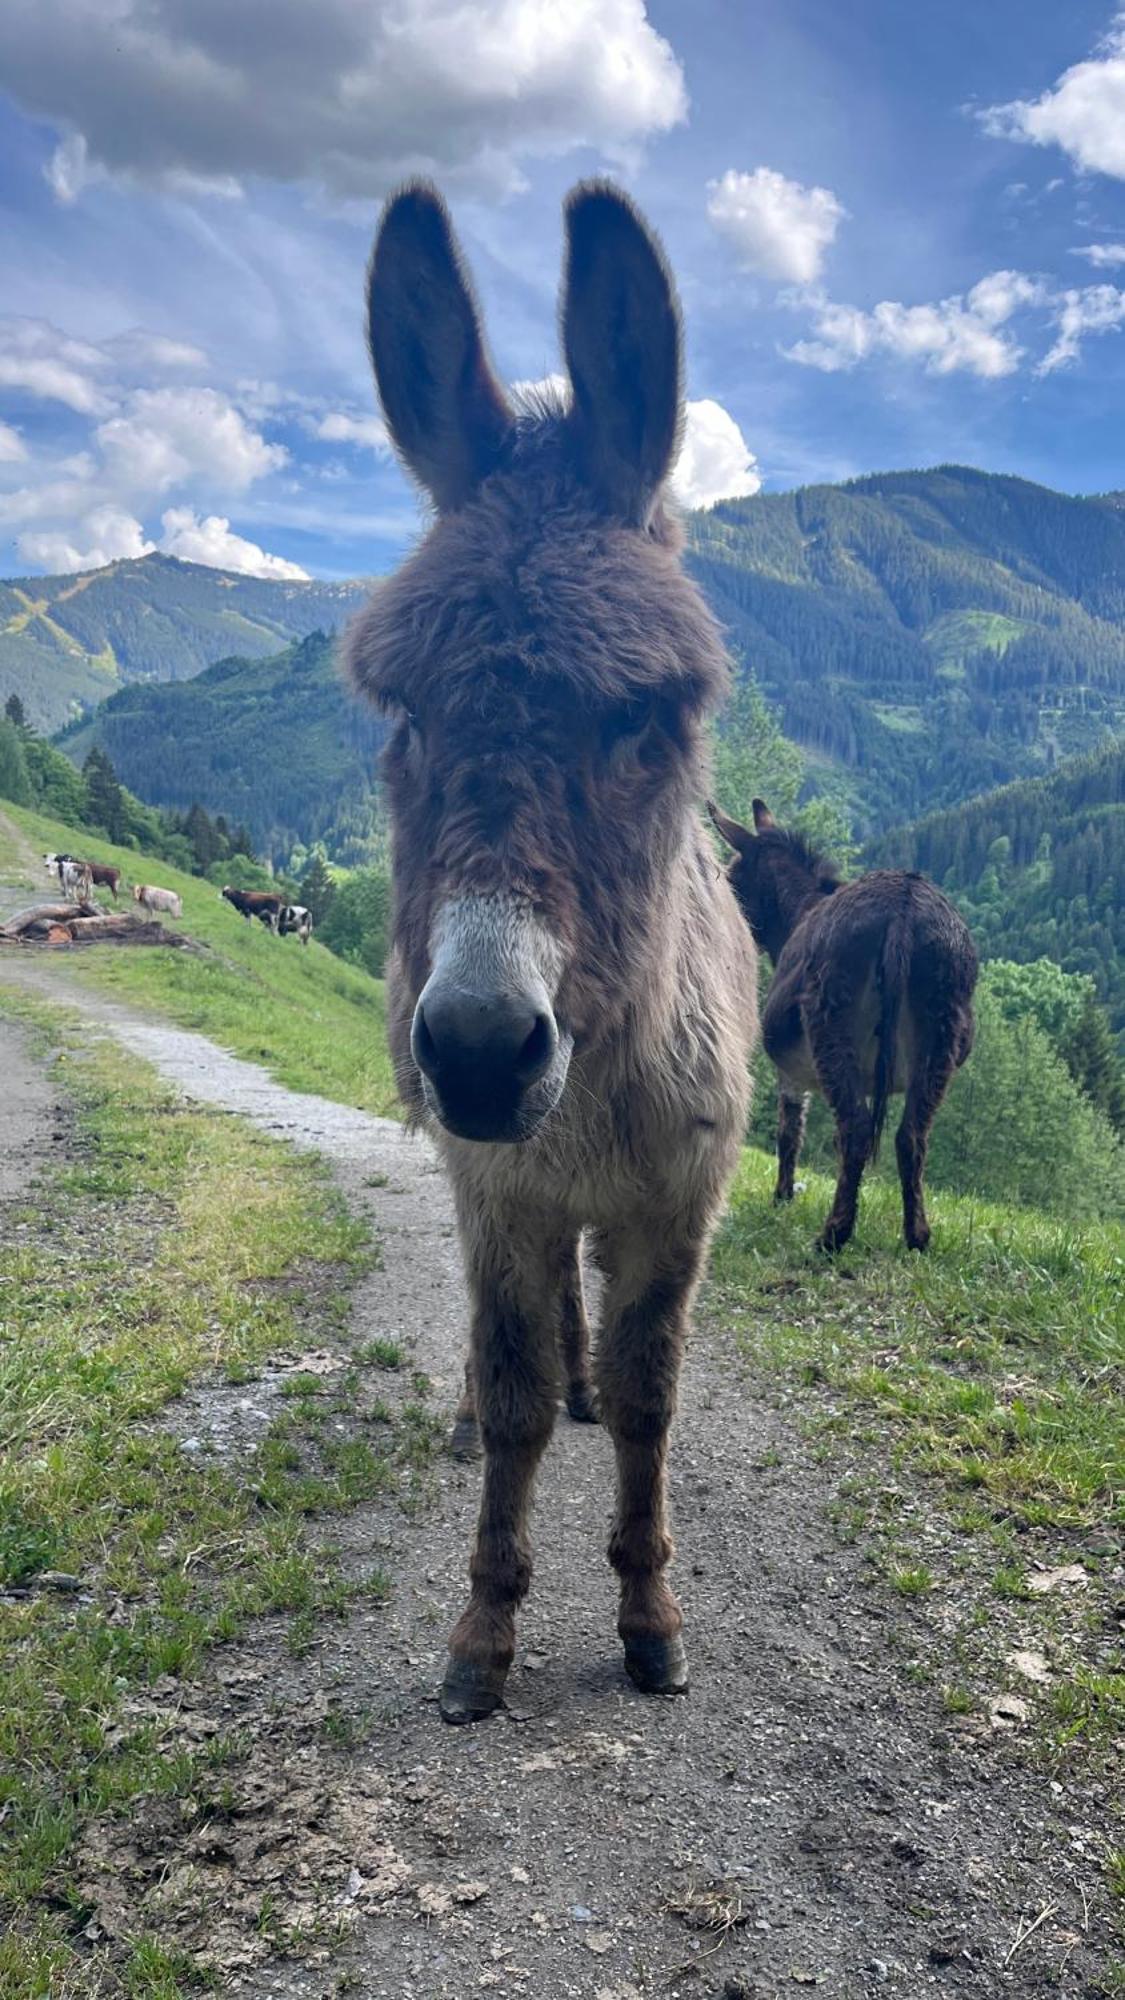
[0, 903, 197, 951]
[0, 900, 98, 936]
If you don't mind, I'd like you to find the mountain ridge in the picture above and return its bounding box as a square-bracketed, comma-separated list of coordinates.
[0, 550, 369, 734]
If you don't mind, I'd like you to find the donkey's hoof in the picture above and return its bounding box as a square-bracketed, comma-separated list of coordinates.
[440, 1658, 507, 1725]
[623, 1633, 689, 1696]
[773, 1184, 795, 1204]
[448, 1415, 482, 1461]
[565, 1381, 599, 1425]
[816, 1224, 850, 1255]
[906, 1227, 931, 1253]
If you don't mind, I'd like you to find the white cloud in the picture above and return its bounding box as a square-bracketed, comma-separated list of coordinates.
[1073, 242, 1125, 267]
[0, 317, 113, 414]
[673, 399, 760, 508]
[707, 167, 846, 284]
[0, 422, 27, 463]
[18, 506, 154, 573]
[983, 16, 1125, 180]
[511, 374, 759, 509]
[102, 330, 209, 372]
[2, 0, 686, 203]
[315, 411, 390, 451]
[1039, 283, 1125, 372]
[158, 508, 310, 579]
[97, 388, 287, 495]
[785, 270, 1042, 379]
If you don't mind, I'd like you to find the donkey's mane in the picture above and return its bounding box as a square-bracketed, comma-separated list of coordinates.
[760, 824, 841, 893]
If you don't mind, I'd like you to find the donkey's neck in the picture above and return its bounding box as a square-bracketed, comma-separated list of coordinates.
[763, 874, 823, 964]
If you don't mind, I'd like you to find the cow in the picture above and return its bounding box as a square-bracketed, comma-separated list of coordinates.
[60, 859, 93, 903]
[44, 854, 120, 900]
[133, 884, 182, 919]
[278, 904, 313, 946]
[87, 862, 121, 901]
[220, 886, 286, 933]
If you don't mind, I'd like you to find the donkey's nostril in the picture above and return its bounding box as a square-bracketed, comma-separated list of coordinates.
[515, 1010, 557, 1085]
[412, 1002, 440, 1082]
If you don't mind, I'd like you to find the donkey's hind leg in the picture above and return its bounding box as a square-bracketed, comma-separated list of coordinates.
[560, 1237, 597, 1423]
[595, 1221, 704, 1697]
[895, 1047, 957, 1252]
[775, 1089, 809, 1202]
[807, 1018, 873, 1253]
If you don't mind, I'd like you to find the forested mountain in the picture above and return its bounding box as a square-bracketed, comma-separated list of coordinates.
[0, 552, 367, 734]
[13, 462, 1125, 873]
[868, 740, 1125, 1039]
[689, 466, 1125, 832]
[59, 630, 383, 867]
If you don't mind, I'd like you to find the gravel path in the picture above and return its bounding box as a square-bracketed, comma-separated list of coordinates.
[0, 883, 1111, 1998]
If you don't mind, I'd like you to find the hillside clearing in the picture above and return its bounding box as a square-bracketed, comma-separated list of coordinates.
[0, 804, 397, 1114]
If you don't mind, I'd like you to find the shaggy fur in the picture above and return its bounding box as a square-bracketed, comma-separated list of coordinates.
[347, 180, 758, 1721]
[711, 799, 978, 1252]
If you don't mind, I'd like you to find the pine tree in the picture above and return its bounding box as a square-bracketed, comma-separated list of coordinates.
[4, 693, 26, 730]
[298, 852, 337, 924]
[0, 718, 32, 806]
[82, 747, 127, 841]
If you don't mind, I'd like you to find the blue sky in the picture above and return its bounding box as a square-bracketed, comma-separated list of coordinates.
[2, 0, 1125, 582]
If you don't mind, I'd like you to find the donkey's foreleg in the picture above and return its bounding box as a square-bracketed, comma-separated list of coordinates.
[441, 1223, 559, 1725]
[449, 1354, 481, 1461]
[596, 1227, 703, 1697]
[559, 1237, 597, 1424]
[775, 1089, 809, 1202]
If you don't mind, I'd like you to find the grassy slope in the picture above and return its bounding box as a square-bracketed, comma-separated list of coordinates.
[1, 803, 398, 1116]
[716, 1154, 1125, 1776]
[0, 994, 408, 1995]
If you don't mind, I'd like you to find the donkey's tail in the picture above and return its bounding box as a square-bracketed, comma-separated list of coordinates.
[872, 883, 915, 1160]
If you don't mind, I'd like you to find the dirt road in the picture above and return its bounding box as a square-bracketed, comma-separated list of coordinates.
[1, 944, 1112, 1999]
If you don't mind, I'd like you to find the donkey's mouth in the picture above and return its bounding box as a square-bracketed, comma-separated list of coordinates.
[419, 1033, 573, 1145]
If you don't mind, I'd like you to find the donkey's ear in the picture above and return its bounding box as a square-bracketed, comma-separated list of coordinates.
[366, 182, 512, 512]
[561, 182, 683, 525]
[707, 801, 753, 851]
[751, 798, 776, 831]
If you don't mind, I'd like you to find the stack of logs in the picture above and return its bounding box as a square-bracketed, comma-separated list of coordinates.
[0, 900, 189, 949]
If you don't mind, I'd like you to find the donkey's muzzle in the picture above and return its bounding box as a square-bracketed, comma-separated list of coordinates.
[411, 981, 567, 1143]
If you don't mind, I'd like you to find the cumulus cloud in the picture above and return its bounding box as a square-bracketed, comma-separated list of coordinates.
[511, 374, 759, 509]
[1, 0, 686, 203]
[1073, 242, 1125, 267]
[785, 270, 1045, 378]
[673, 399, 761, 508]
[983, 15, 1125, 180]
[1039, 284, 1125, 372]
[0, 321, 299, 577]
[157, 508, 310, 579]
[97, 388, 288, 495]
[18, 506, 155, 573]
[707, 167, 846, 284]
[315, 411, 390, 451]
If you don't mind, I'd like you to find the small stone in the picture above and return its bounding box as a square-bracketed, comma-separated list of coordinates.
[38, 1571, 81, 1591]
[572, 1905, 594, 1923]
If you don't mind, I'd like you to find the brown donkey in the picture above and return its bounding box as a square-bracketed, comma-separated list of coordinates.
[710, 800, 977, 1253]
[346, 183, 757, 1723]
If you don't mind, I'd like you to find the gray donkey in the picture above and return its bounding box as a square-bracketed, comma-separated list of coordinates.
[346, 182, 758, 1722]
